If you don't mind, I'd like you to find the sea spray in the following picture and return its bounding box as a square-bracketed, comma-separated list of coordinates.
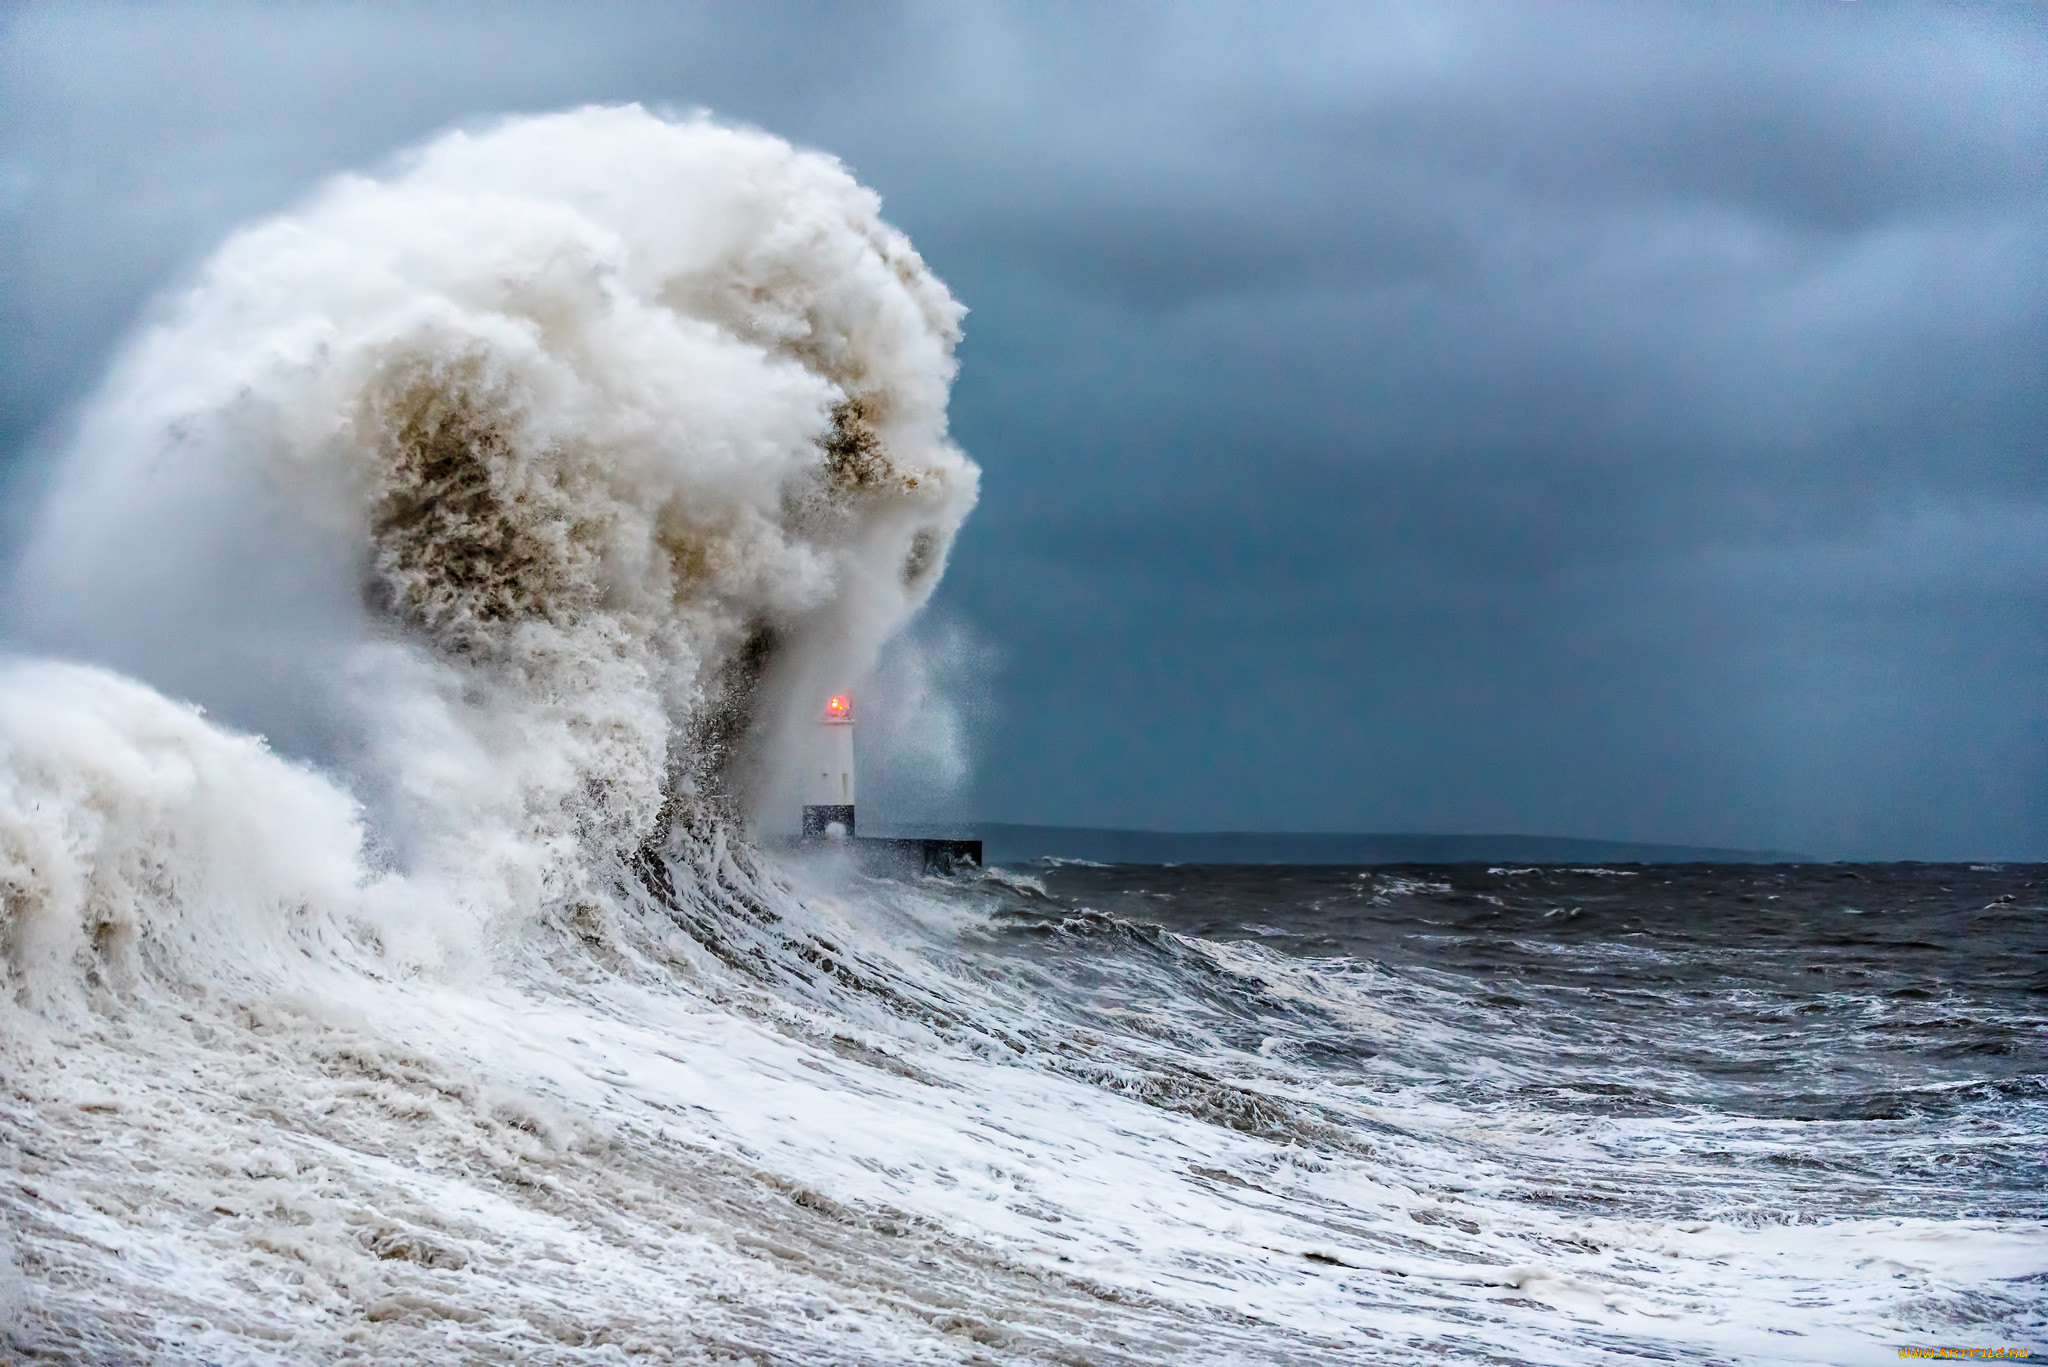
[8, 104, 977, 921]
[0, 661, 389, 1002]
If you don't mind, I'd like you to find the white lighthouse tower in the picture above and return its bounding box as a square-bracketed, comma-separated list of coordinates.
[802, 693, 856, 841]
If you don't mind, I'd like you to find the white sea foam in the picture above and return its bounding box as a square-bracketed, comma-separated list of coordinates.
[0, 660, 407, 997]
[9, 103, 976, 893]
[2, 108, 2039, 1364]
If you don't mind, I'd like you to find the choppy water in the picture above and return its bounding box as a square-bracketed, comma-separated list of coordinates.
[1017, 862, 2046, 1200]
[6, 851, 2041, 1365]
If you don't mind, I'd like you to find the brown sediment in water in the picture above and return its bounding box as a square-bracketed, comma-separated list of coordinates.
[362, 365, 590, 644]
[821, 395, 893, 492]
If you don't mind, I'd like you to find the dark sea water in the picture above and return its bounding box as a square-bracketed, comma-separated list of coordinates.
[1003, 861, 2046, 1216]
[933, 857, 2048, 1360]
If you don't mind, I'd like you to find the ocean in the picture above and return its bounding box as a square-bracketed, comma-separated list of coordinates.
[2, 106, 2042, 1364]
[4, 848, 2041, 1363]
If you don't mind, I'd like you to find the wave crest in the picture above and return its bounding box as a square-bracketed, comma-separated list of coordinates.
[10, 105, 978, 907]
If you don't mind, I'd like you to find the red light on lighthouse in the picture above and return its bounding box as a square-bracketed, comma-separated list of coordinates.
[825, 694, 850, 719]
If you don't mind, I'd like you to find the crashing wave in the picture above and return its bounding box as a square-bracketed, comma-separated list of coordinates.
[8, 104, 977, 941]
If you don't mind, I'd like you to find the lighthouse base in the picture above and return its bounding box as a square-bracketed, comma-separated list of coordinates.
[801, 805, 856, 839]
[784, 824, 982, 876]
[852, 837, 983, 877]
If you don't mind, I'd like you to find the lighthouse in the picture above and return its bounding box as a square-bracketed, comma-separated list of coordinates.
[793, 692, 981, 872]
[802, 693, 856, 840]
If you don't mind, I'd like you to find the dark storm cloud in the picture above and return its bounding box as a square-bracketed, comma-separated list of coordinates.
[1, 1, 2042, 856]
[889, 6, 2045, 302]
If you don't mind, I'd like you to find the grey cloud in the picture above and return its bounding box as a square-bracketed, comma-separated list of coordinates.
[886, 5, 2046, 310]
[2, 1, 2043, 857]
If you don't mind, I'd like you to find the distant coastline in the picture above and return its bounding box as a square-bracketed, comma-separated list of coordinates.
[864, 824, 1816, 866]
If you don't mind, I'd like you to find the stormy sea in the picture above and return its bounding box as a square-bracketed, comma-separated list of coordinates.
[2, 107, 2042, 1364]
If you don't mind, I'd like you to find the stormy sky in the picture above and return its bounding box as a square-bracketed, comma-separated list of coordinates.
[2, 2, 2043, 858]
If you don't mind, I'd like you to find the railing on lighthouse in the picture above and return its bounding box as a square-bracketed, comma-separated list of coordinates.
[801, 693, 856, 841]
